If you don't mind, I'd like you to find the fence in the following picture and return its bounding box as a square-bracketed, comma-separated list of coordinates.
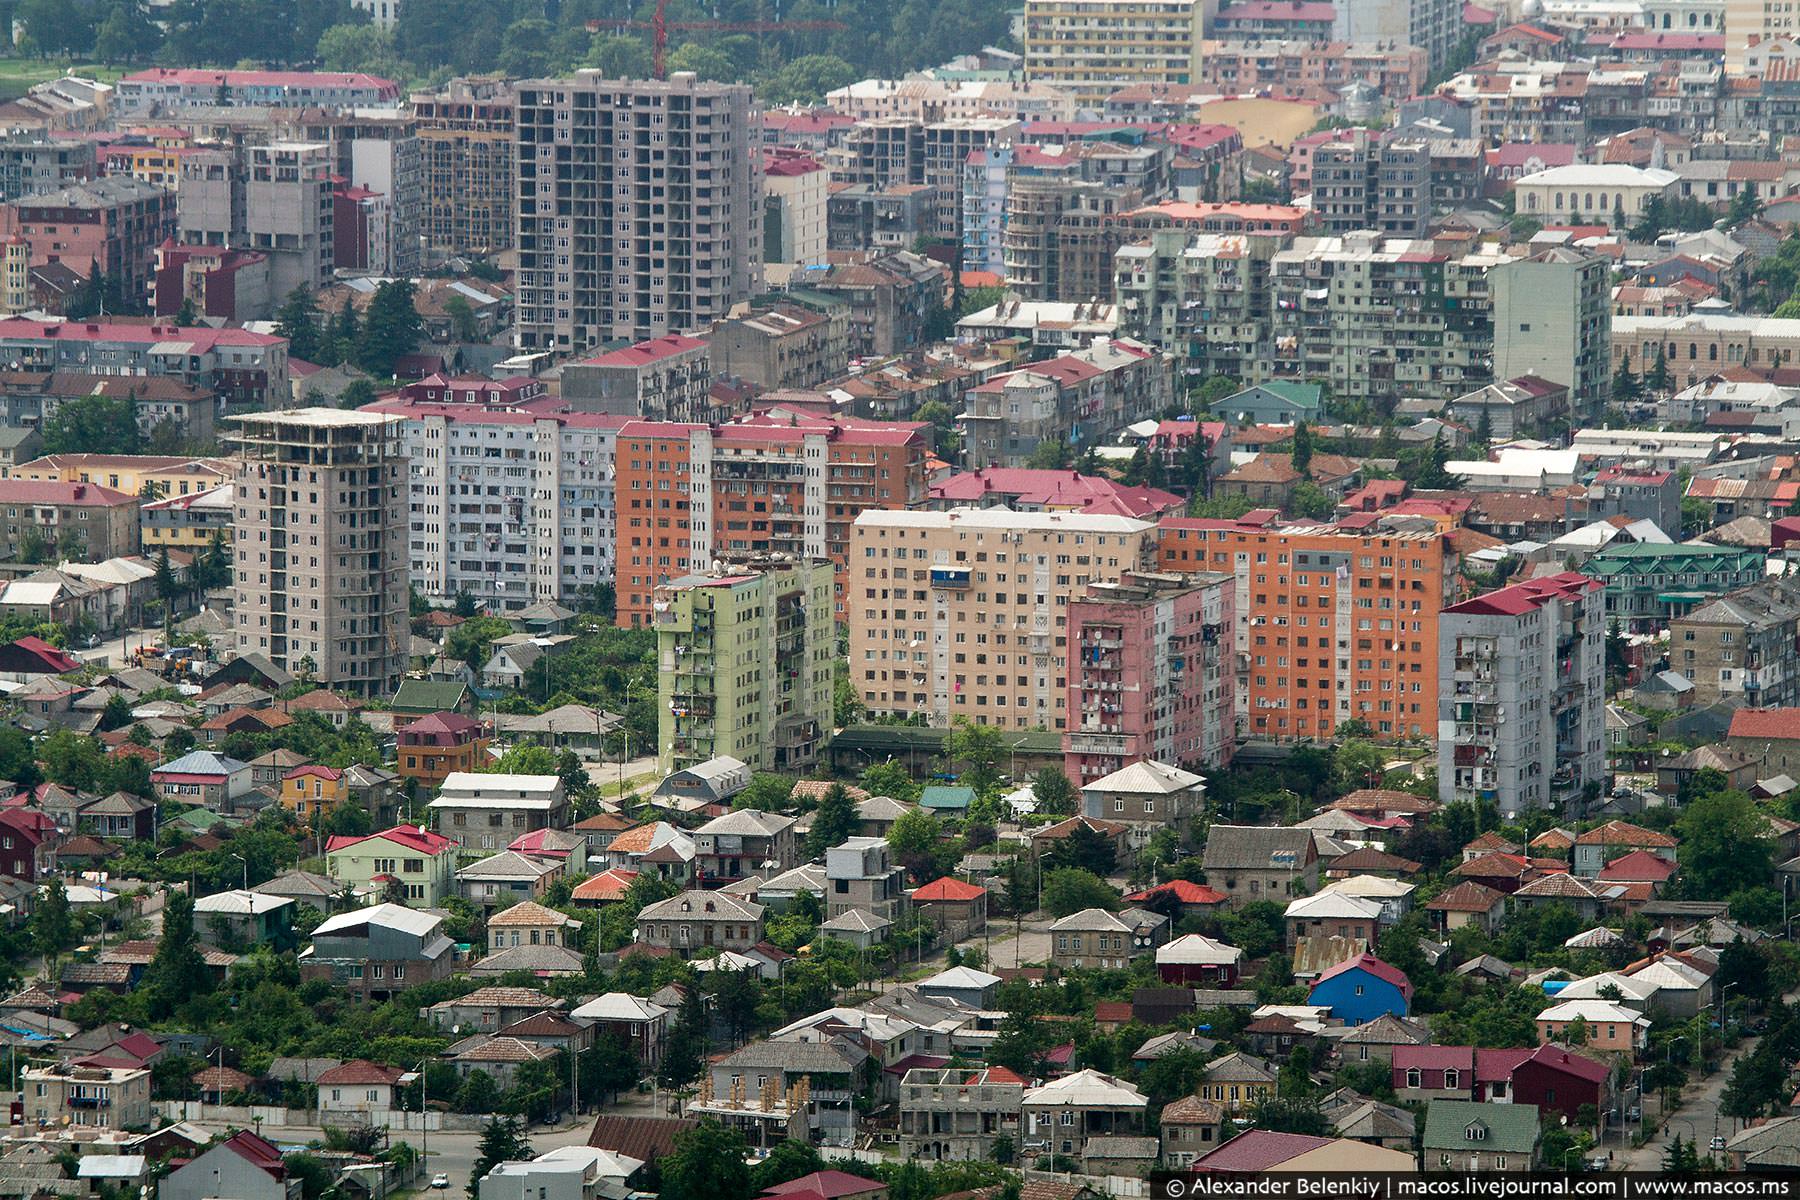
[157, 1101, 495, 1133]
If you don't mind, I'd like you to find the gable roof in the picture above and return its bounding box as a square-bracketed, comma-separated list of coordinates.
[1422, 1099, 1542, 1153]
[1311, 952, 1412, 1000]
[1202, 825, 1315, 871]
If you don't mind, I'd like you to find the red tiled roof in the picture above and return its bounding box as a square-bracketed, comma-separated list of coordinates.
[1728, 708, 1800, 741]
[1124, 879, 1229, 905]
[0, 480, 134, 506]
[222, 1130, 287, 1180]
[1312, 952, 1413, 1000]
[579, 334, 709, 368]
[1424, 881, 1505, 912]
[325, 824, 456, 856]
[1191, 1130, 1336, 1172]
[1572, 820, 1676, 848]
[763, 1171, 886, 1199]
[1444, 571, 1601, 616]
[317, 1059, 405, 1087]
[1598, 850, 1677, 882]
[912, 877, 985, 902]
[1094, 1001, 1134, 1023]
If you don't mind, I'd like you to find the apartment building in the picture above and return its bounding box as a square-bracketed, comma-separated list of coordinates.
[411, 77, 515, 257]
[1113, 229, 1294, 385]
[827, 182, 942, 253]
[831, 118, 1023, 243]
[1580, 541, 1766, 632]
[1333, 0, 1465, 70]
[514, 72, 764, 350]
[0, 177, 174, 303]
[286, 110, 422, 276]
[229, 409, 407, 696]
[962, 338, 1170, 468]
[793, 252, 947, 360]
[1195, 40, 1428, 104]
[115, 68, 402, 115]
[0, 317, 287, 411]
[1437, 573, 1606, 818]
[1156, 518, 1459, 742]
[1668, 578, 1800, 709]
[558, 335, 716, 422]
[612, 412, 930, 625]
[0, 479, 138, 559]
[365, 386, 625, 610]
[1022, 0, 1209, 106]
[849, 507, 1160, 731]
[709, 302, 849, 390]
[0, 137, 94, 202]
[1491, 248, 1614, 421]
[764, 149, 828, 268]
[824, 78, 1079, 124]
[654, 555, 836, 773]
[824, 836, 911, 923]
[177, 142, 335, 298]
[22, 1064, 152, 1131]
[1064, 570, 1235, 782]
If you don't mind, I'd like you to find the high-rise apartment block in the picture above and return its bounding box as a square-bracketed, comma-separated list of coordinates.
[514, 72, 764, 351]
[962, 337, 1173, 467]
[364, 379, 625, 611]
[1491, 248, 1614, 423]
[848, 508, 1160, 731]
[763, 149, 828, 268]
[1332, 0, 1464, 71]
[1064, 570, 1236, 784]
[178, 142, 335, 299]
[411, 77, 516, 258]
[0, 177, 175, 304]
[557, 335, 717, 422]
[1023, 0, 1211, 106]
[287, 111, 422, 276]
[654, 555, 836, 773]
[1437, 573, 1605, 817]
[0, 137, 94, 202]
[1156, 518, 1458, 741]
[612, 412, 931, 626]
[230, 409, 407, 697]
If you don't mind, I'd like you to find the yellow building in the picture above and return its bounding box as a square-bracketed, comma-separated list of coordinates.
[1023, 0, 1208, 106]
[118, 145, 188, 189]
[280, 764, 349, 826]
[141, 483, 233, 554]
[7, 453, 235, 498]
[0, 237, 27, 315]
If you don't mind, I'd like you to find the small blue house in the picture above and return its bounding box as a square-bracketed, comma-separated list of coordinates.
[1219, 382, 1323, 426]
[1307, 951, 1412, 1026]
[919, 785, 975, 814]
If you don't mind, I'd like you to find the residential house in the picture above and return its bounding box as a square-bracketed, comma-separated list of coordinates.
[316, 1060, 407, 1118]
[150, 750, 251, 808]
[446, 1036, 560, 1088]
[457, 850, 563, 911]
[1020, 1069, 1147, 1161]
[158, 1132, 299, 1200]
[389, 680, 475, 720]
[428, 773, 569, 855]
[910, 877, 988, 939]
[279, 765, 347, 827]
[21, 1063, 151, 1130]
[324, 825, 459, 907]
[703, 1037, 867, 1144]
[396, 711, 490, 788]
[1334, 1014, 1432, 1067]
[1726, 707, 1800, 776]
[692, 810, 800, 886]
[636, 890, 766, 953]
[77, 791, 152, 840]
[1197, 1052, 1276, 1112]
[1031, 815, 1132, 865]
[1572, 821, 1678, 876]
[650, 755, 751, 812]
[1159, 1095, 1227, 1168]
[1509, 1044, 1613, 1124]
[1307, 952, 1412, 1026]
[570, 993, 669, 1069]
[192, 890, 294, 950]
[824, 836, 909, 924]
[425, 987, 567, 1035]
[1079, 760, 1206, 848]
[1155, 934, 1243, 986]
[1051, 908, 1163, 971]
[1422, 1100, 1542, 1171]
[477, 1147, 644, 1200]
[917, 966, 1001, 1010]
[1535, 999, 1650, 1053]
[899, 1065, 1026, 1162]
[1285, 893, 1383, 949]
[300, 903, 456, 1002]
[1200, 826, 1320, 908]
[1219, 382, 1323, 425]
[1424, 881, 1509, 934]
[486, 900, 582, 952]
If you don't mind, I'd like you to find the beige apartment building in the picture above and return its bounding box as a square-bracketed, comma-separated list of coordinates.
[1023, 0, 1211, 106]
[230, 409, 407, 697]
[848, 508, 1157, 731]
[411, 77, 516, 258]
[24, 1064, 152, 1130]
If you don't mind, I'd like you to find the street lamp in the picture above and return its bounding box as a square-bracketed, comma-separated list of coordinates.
[618, 680, 638, 797]
[229, 853, 248, 891]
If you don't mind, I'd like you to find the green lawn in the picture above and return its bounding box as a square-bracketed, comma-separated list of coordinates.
[0, 58, 131, 102]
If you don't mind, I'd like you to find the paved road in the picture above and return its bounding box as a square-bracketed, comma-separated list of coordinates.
[75, 623, 164, 669]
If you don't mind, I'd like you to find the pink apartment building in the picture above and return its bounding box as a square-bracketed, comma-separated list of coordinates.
[1064, 569, 1237, 783]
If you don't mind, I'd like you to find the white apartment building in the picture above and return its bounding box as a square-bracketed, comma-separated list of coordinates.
[1022, 0, 1210, 106]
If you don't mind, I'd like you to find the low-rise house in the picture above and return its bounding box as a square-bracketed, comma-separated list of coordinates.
[693, 809, 800, 885]
[820, 908, 890, 949]
[1159, 1095, 1227, 1167]
[916, 966, 1001, 1010]
[457, 850, 563, 910]
[1021, 1069, 1147, 1162]
[1198, 1052, 1276, 1112]
[78, 791, 152, 840]
[597, 821, 696, 883]
[1285, 893, 1383, 949]
[1123, 878, 1229, 918]
[22, 1063, 151, 1130]
[477, 1146, 644, 1200]
[1422, 1099, 1541, 1171]
[1307, 952, 1412, 1026]
[1031, 815, 1132, 865]
[1078, 760, 1206, 848]
[279, 765, 348, 827]
[650, 755, 751, 812]
[428, 772, 569, 854]
[1200, 825, 1319, 907]
[1051, 908, 1157, 971]
[192, 890, 294, 950]
[636, 890, 766, 953]
[397, 711, 490, 788]
[1572, 820, 1679, 876]
[316, 1060, 407, 1117]
[705, 1037, 867, 1143]
[150, 750, 251, 808]
[824, 836, 909, 923]
[1424, 881, 1509, 934]
[899, 1065, 1025, 1162]
[1510, 1044, 1612, 1124]
[571, 993, 669, 1069]
[857, 795, 915, 839]
[425, 987, 566, 1035]
[1535, 999, 1650, 1053]
[911, 877, 987, 938]
[325, 825, 459, 907]
[301, 903, 455, 1002]
[446, 1035, 560, 1088]
[1333, 1014, 1432, 1067]
[1155, 934, 1243, 986]
[486, 899, 582, 952]
[158, 1131, 299, 1200]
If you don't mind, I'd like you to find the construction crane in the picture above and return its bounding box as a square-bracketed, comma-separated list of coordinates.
[587, 1, 846, 79]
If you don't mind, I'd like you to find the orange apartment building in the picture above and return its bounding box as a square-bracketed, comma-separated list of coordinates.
[396, 711, 491, 788]
[613, 412, 930, 626]
[1156, 518, 1458, 742]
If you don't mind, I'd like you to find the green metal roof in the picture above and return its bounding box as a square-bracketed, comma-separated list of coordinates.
[920, 786, 976, 809]
[1421, 1099, 1542, 1155]
[391, 680, 471, 713]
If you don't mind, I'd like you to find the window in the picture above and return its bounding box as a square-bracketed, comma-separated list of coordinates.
[1406, 1068, 1421, 1088]
[1444, 1069, 1459, 1089]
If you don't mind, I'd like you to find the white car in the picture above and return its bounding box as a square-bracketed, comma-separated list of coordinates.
[431, 1175, 450, 1190]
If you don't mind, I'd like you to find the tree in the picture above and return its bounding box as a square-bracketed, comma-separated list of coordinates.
[338, 378, 379, 410]
[947, 716, 1005, 799]
[1192, 374, 1240, 411]
[666, 42, 737, 82]
[93, 1, 159, 63]
[316, 22, 395, 72]
[586, 34, 652, 77]
[752, 1140, 824, 1192]
[144, 887, 210, 1018]
[39, 393, 143, 456]
[1334, 739, 1387, 793]
[153, 546, 178, 635]
[498, 17, 557, 77]
[356, 280, 424, 377]
[1288, 481, 1335, 521]
[442, 293, 481, 343]
[1290, 420, 1313, 475]
[759, 54, 859, 104]
[1676, 788, 1774, 898]
[18, 0, 97, 55]
[1045, 823, 1116, 877]
[1647, 346, 1670, 393]
[806, 783, 857, 857]
[1041, 867, 1118, 917]
[658, 986, 707, 1092]
[326, 300, 360, 367]
[467, 1115, 530, 1198]
[1247, 1094, 1329, 1135]
[887, 808, 941, 860]
[583, 1029, 641, 1106]
[31, 879, 72, 977]
[1411, 430, 1462, 490]
[860, 759, 920, 804]
[1612, 361, 1641, 406]
[1030, 766, 1077, 816]
[1027, 438, 1073, 469]
[274, 287, 321, 363]
[662, 1119, 752, 1200]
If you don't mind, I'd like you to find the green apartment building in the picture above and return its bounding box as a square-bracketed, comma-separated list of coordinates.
[1581, 542, 1766, 633]
[654, 555, 836, 774]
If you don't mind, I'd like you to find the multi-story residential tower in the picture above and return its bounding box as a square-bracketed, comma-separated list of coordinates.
[365, 380, 626, 610]
[558, 335, 716, 422]
[654, 555, 836, 773]
[0, 137, 94, 202]
[411, 77, 515, 258]
[514, 72, 764, 351]
[1064, 570, 1236, 783]
[1333, 0, 1464, 71]
[1437, 573, 1606, 817]
[1491, 248, 1613, 423]
[1156, 518, 1459, 742]
[1668, 578, 1800, 709]
[962, 337, 1172, 467]
[230, 409, 407, 697]
[0, 177, 175, 304]
[177, 141, 335, 299]
[849, 508, 1159, 731]
[763, 148, 828, 268]
[115, 68, 401, 115]
[612, 413, 931, 626]
[288, 110, 422, 276]
[1023, 0, 1212, 106]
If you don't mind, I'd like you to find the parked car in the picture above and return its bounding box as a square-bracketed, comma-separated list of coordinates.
[431, 1175, 450, 1190]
